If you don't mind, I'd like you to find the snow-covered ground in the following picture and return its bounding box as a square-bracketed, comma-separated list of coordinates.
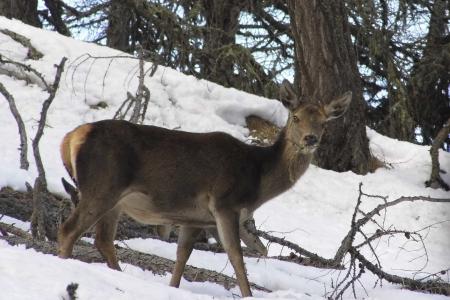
[0, 17, 449, 300]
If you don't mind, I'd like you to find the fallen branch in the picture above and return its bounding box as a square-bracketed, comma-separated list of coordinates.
[355, 195, 450, 228]
[330, 186, 450, 298]
[0, 221, 30, 238]
[0, 226, 270, 293]
[244, 220, 341, 269]
[0, 187, 260, 256]
[352, 249, 450, 296]
[247, 183, 450, 298]
[0, 55, 50, 90]
[0, 29, 43, 60]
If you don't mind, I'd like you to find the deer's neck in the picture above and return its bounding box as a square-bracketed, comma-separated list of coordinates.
[258, 129, 313, 205]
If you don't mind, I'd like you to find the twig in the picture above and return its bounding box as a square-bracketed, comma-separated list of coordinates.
[0, 55, 50, 91]
[130, 45, 145, 123]
[352, 249, 450, 296]
[334, 256, 365, 300]
[333, 182, 365, 263]
[248, 183, 450, 297]
[330, 254, 358, 299]
[243, 220, 341, 269]
[114, 46, 153, 124]
[355, 195, 450, 229]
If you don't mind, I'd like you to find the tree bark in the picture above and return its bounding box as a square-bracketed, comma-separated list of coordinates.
[407, 0, 450, 145]
[287, 0, 370, 174]
[0, 0, 41, 27]
[200, 0, 243, 87]
[106, 0, 133, 52]
[43, 0, 71, 36]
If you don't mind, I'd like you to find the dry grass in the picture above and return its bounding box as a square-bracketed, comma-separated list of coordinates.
[245, 115, 280, 145]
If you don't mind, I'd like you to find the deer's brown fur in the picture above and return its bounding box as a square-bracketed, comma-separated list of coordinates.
[57, 81, 352, 297]
[60, 123, 92, 182]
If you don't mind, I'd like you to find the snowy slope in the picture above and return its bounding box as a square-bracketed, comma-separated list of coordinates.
[0, 17, 449, 300]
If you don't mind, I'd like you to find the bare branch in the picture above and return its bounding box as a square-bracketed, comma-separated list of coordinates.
[243, 220, 341, 269]
[30, 57, 67, 240]
[248, 183, 450, 297]
[0, 29, 43, 60]
[356, 195, 450, 229]
[0, 221, 30, 238]
[0, 82, 29, 170]
[426, 117, 450, 190]
[32, 57, 67, 185]
[130, 46, 146, 124]
[0, 55, 50, 91]
[333, 182, 365, 263]
[59, 1, 109, 19]
[353, 249, 450, 296]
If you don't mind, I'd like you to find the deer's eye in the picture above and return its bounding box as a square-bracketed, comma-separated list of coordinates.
[292, 115, 299, 123]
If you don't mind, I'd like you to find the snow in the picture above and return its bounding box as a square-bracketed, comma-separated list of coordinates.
[0, 17, 449, 300]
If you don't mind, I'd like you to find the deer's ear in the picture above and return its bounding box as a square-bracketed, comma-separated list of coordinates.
[279, 80, 301, 111]
[324, 91, 352, 120]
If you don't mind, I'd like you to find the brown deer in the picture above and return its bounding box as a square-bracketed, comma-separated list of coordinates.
[57, 80, 352, 297]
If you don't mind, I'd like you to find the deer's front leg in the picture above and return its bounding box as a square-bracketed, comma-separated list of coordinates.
[215, 209, 252, 297]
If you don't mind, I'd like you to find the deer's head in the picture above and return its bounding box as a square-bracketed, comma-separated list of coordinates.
[279, 80, 352, 154]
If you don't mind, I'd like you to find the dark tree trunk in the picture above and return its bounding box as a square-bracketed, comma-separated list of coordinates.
[408, 0, 450, 145]
[43, 0, 71, 36]
[200, 0, 242, 87]
[106, 0, 133, 52]
[287, 0, 370, 174]
[0, 0, 41, 27]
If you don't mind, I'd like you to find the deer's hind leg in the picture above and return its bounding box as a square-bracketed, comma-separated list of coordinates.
[57, 194, 119, 260]
[94, 207, 121, 270]
[169, 226, 201, 288]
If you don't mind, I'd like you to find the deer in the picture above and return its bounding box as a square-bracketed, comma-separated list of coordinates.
[57, 80, 352, 297]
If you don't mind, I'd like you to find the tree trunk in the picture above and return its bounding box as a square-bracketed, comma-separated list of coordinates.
[287, 0, 370, 174]
[382, 52, 415, 141]
[0, 0, 41, 27]
[200, 0, 242, 87]
[407, 0, 450, 145]
[43, 0, 71, 36]
[106, 0, 133, 52]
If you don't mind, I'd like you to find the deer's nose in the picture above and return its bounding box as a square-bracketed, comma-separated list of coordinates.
[304, 135, 318, 146]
